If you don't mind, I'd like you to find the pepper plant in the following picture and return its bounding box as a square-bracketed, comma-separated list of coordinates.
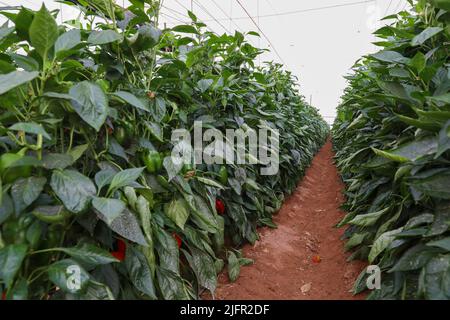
[333, 0, 450, 299]
[0, 0, 327, 299]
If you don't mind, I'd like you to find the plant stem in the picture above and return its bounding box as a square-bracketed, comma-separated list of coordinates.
[30, 248, 62, 255]
[36, 134, 43, 160]
[67, 126, 75, 152]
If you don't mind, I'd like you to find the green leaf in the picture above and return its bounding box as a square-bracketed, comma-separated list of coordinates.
[245, 178, 260, 191]
[352, 268, 371, 295]
[108, 167, 144, 192]
[419, 255, 450, 300]
[82, 280, 114, 300]
[91, 264, 119, 299]
[55, 29, 81, 54]
[8, 277, 28, 300]
[67, 144, 89, 162]
[11, 177, 46, 214]
[0, 193, 13, 224]
[371, 50, 409, 63]
[428, 238, 450, 252]
[0, 71, 39, 95]
[94, 169, 116, 191]
[165, 198, 190, 230]
[259, 217, 277, 229]
[145, 121, 163, 142]
[429, 93, 450, 104]
[9, 122, 51, 140]
[396, 114, 441, 132]
[349, 207, 390, 227]
[410, 52, 426, 73]
[247, 31, 260, 37]
[172, 175, 193, 194]
[136, 194, 153, 241]
[372, 136, 438, 163]
[410, 170, 450, 199]
[2, 156, 42, 169]
[156, 267, 190, 300]
[411, 27, 443, 46]
[172, 25, 198, 34]
[431, 0, 450, 10]
[42, 92, 73, 100]
[125, 246, 157, 299]
[0, 24, 13, 40]
[215, 258, 224, 274]
[135, 195, 155, 274]
[69, 81, 108, 132]
[414, 109, 450, 126]
[151, 97, 166, 122]
[426, 202, 450, 237]
[184, 247, 217, 294]
[380, 82, 413, 101]
[390, 244, 440, 272]
[133, 25, 161, 50]
[421, 254, 450, 300]
[389, 67, 409, 78]
[183, 193, 218, 233]
[47, 259, 90, 294]
[197, 79, 213, 93]
[155, 228, 179, 274]
[57, 243, 118, 266]
[196, 177, 225, 190]
[228, 178, 242, 195]
[108, 138, 128, 161]
[212, 215, 225, 252]
[188, 10, 197, 22]
[42, 153, 74, 169]
[29, 4, 58, 58]
[368, 227, 403, 263]
[239, 258, 253, 266]
[97, 207, 148, 246]
[14, 7, 34, 41]
[227, 251, 240, 282]
[112, 91, 149, 112]
[10, 54, 39, 72]
[405, 213, 434, 229]
[344, 232, 366, 251]
[0, 244, 28, 287]
[50, 169, 96, 214]
[32, 205, 67, 223]
[92, 197, 126, 225]
[88, 30, 123, 45]
[436, 121, 450, 159]
[163, 156, 183, 182]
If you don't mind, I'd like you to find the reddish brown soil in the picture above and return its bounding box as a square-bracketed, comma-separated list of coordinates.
[213, 140, 366, 300]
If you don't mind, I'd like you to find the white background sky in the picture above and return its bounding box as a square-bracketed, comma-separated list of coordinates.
[1, 0, 410, 123]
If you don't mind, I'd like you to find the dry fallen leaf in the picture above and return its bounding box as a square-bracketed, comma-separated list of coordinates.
[306, 239, 319, 253]
[301, 282, 312, 294]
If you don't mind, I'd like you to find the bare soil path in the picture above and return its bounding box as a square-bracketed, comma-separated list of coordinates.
[214, 140, 366, 300]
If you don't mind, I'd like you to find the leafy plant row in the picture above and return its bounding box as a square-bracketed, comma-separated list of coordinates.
[333, 0, 450, 299]
[0, 1, 328, 300]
